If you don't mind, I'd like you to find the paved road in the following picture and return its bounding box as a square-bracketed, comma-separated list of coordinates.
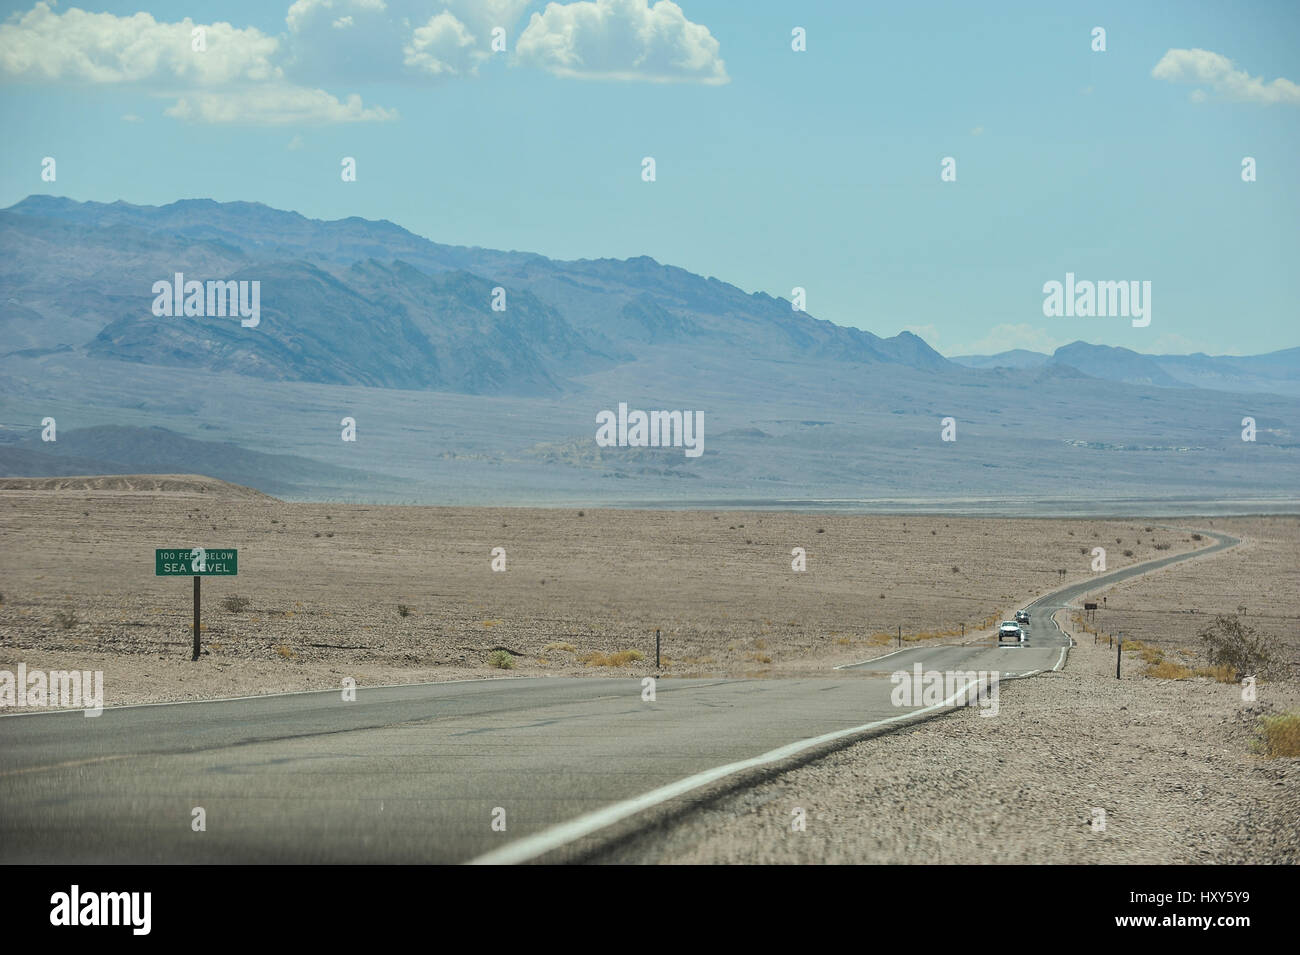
[840, 528, 1240, 678]
[0, 530, 1237, 864]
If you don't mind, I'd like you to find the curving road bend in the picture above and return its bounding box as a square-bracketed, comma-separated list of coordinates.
[0, 529, 1238, 864]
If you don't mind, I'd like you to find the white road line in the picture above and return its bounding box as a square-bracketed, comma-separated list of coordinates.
[831, 644, 920, 670]
[467, 678, 985, 866]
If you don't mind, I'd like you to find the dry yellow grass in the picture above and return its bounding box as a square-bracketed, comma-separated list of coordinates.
[1146, 659, 1192, 679]
[1255, 713, 1300, 758]
[1194, 664, 1238, 683]
[1137, 644, 1165, 665]
[543, 642, 576, 653]
[581, 649, 645, 667]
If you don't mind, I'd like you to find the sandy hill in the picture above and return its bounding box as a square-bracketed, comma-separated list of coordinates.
[0, 473, 276, 499]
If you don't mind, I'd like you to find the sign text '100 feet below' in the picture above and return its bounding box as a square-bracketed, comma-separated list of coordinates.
[155, 548, 238, 576]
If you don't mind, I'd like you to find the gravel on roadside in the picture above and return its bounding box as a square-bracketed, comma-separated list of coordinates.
[593, 633, 1300, 864]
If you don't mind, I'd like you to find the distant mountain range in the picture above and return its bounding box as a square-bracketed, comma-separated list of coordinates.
[2, 195, 947, 395]
[1, 195, 1296, 509]
[953, 343, 1300, 396]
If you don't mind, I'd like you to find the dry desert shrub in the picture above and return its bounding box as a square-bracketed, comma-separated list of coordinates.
[1198, 615, 1279, 679]
[1146, 659, 1192, 679]
[543, 642, 576, 653]
[222, 594, 251, 613]
[54, 610, 78, 630]
[487, 649, 515, 669]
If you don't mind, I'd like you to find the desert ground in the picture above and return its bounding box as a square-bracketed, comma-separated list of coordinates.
[1071, 515, 1300, 680]
[0, 475, 1251, 706]
[2, 477, 1296, 864]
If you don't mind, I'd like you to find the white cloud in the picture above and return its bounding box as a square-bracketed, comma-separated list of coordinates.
[516, 0, 728, 84]
[286, 0, 387, 35]
[404, 11, 477, 77]
[1152, 48, 1300, 105]
[0, 1, 397, 124]
[0, 2, 280, 84]
[121, 112, 143, 122]
[165, 87, 396, 124]
[947, 324, 1068, 357]
[0, 0, 726, 123]
[285, 0, 530, 83]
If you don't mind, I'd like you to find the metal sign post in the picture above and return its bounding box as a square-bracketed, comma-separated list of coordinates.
[193, 575, 201, 661]
[156, 548, 238, 661]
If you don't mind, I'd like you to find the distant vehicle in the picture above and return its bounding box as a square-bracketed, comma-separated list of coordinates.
[1015, 610, 1031, 625]
[998, 621, 1026, 644]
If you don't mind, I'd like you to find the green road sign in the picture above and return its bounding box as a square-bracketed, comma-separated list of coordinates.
[155, 547, 238, 576]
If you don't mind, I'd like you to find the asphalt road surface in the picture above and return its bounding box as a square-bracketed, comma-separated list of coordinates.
[0, 529, 1238, 864]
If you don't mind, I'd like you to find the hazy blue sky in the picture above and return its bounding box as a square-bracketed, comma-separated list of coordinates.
[2, 0, 1297, 355]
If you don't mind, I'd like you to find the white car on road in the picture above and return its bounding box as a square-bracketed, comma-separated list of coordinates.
[998, 621, 1026, 644]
